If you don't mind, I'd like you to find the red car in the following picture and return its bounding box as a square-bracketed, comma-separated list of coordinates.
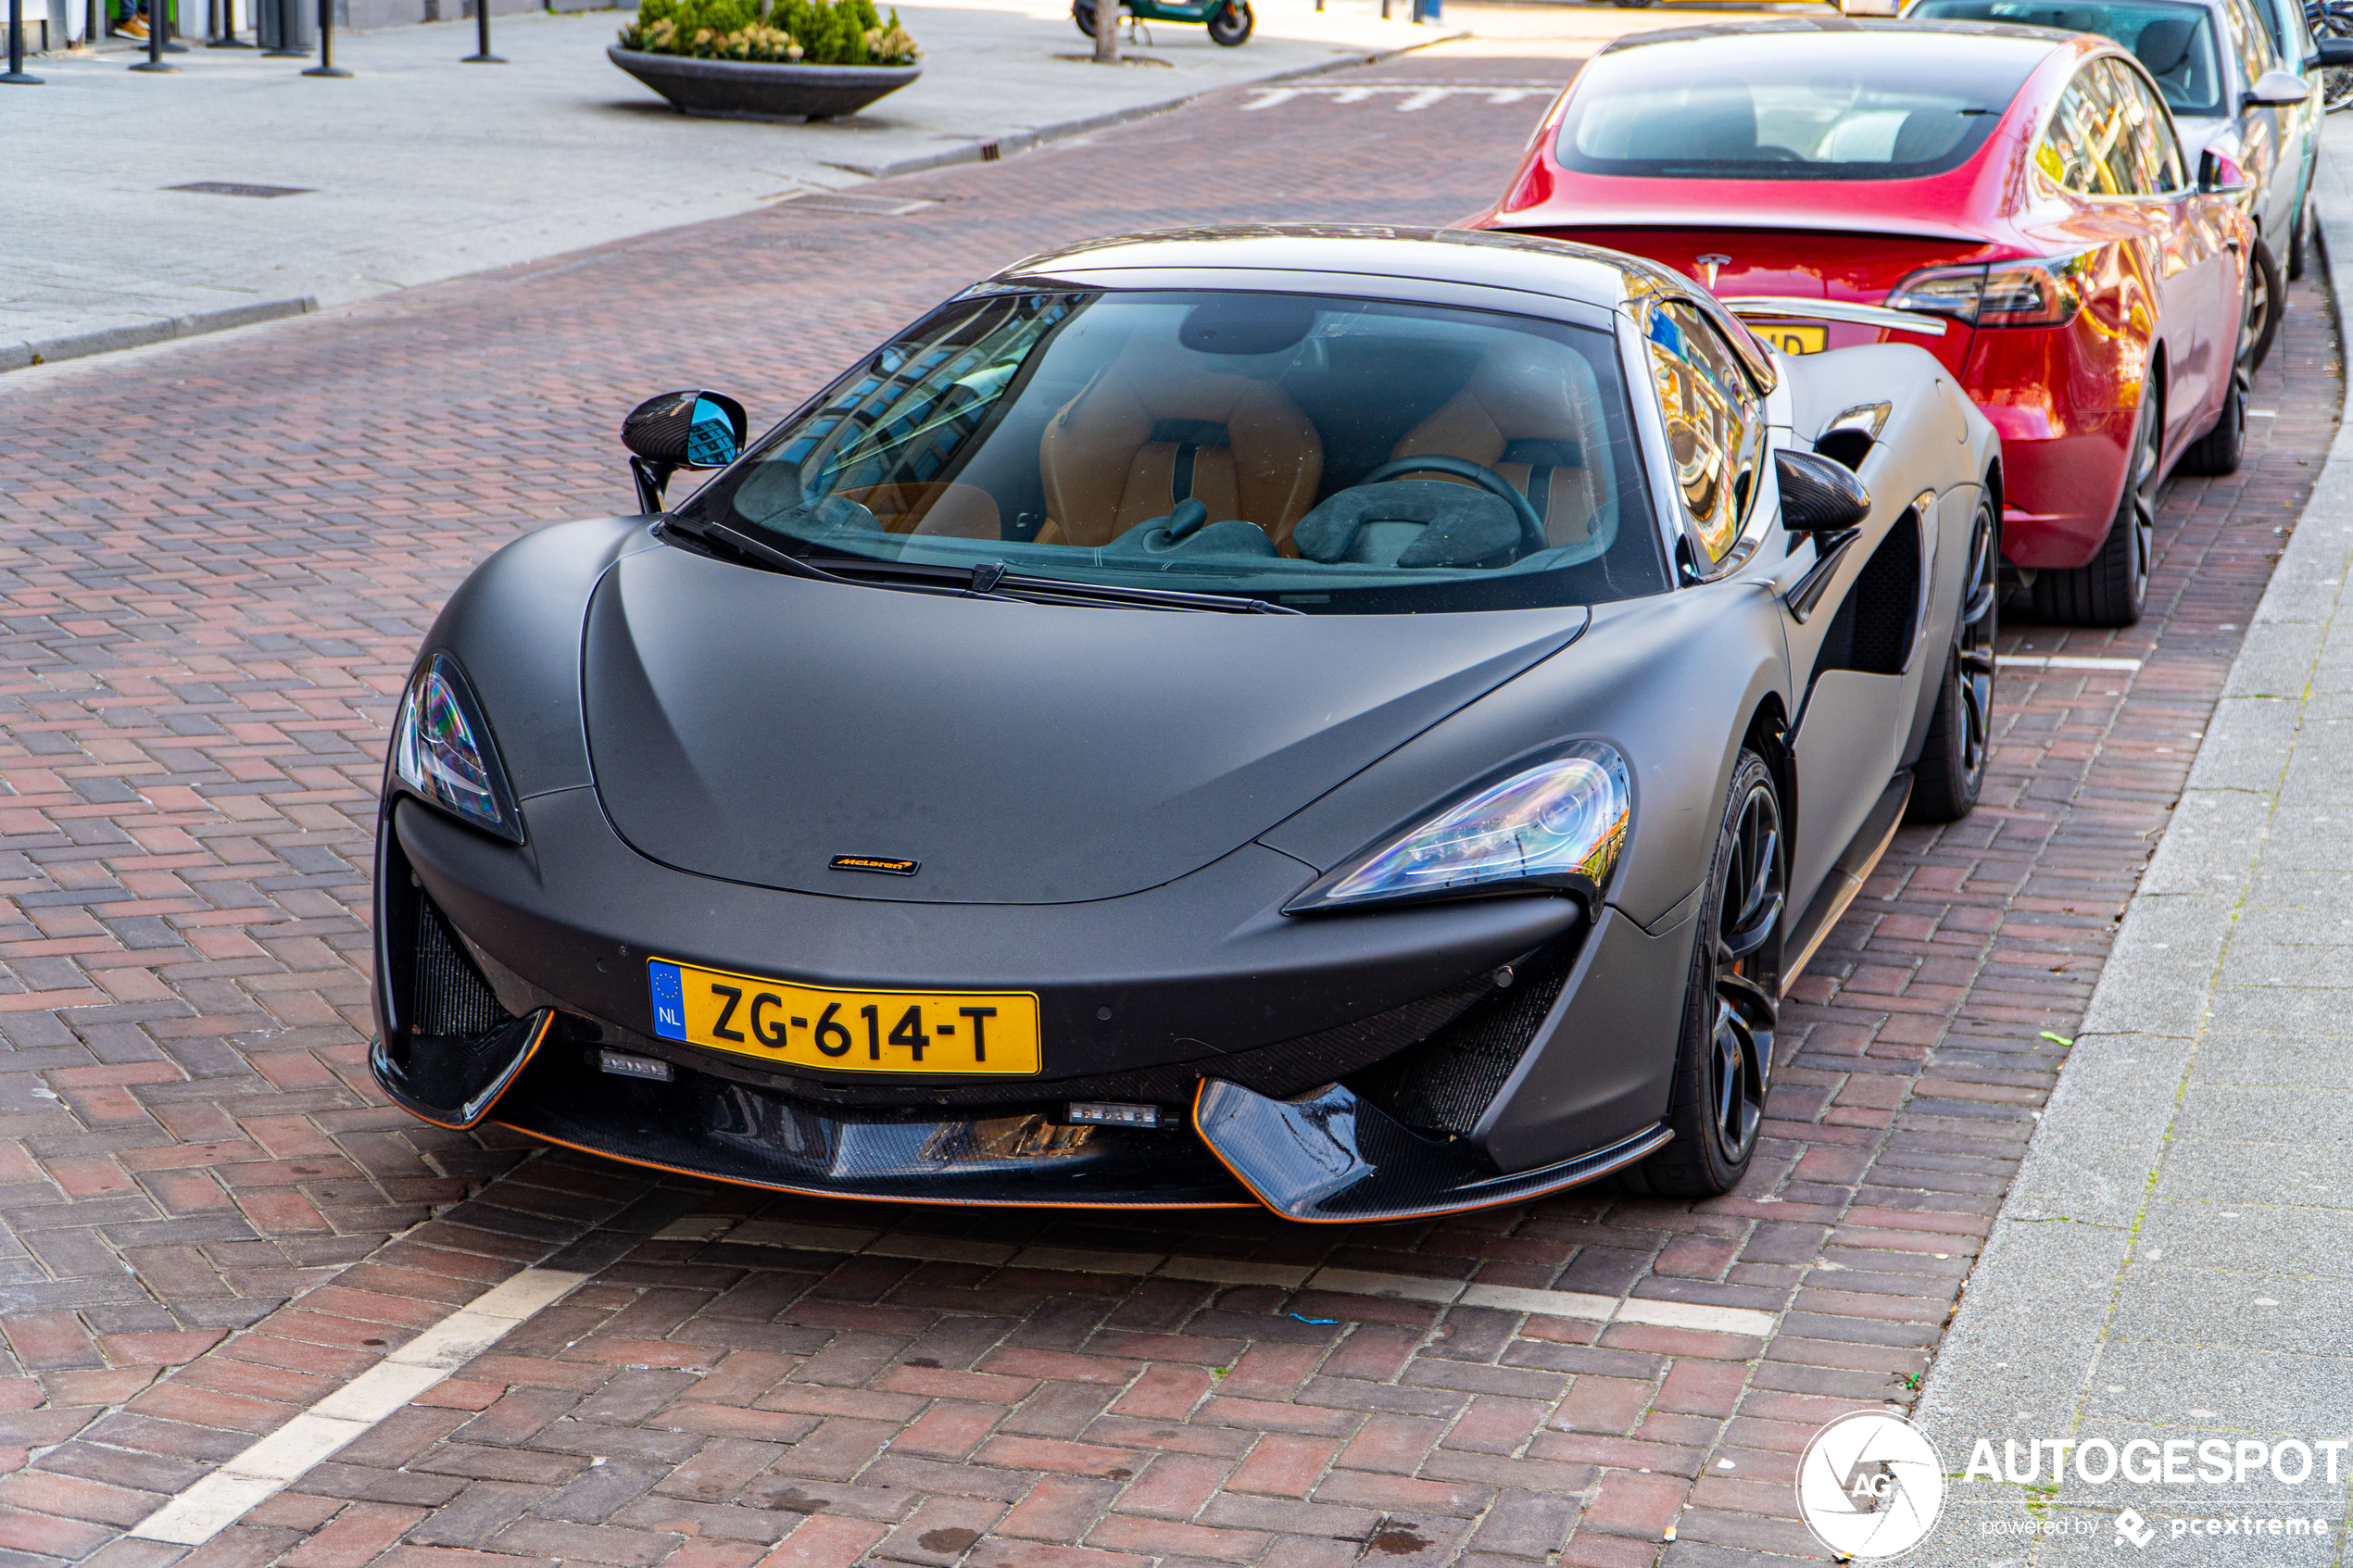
[1470, 19, 2256, 625]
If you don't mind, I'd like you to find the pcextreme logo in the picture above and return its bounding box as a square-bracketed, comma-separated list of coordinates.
[1795, 1411, 1946, 1559]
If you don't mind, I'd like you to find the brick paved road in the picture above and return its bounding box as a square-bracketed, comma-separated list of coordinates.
[0, 30, 2339, 1567]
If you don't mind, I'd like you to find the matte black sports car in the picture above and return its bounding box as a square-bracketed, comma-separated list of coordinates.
[371, 227, 1999, 1222]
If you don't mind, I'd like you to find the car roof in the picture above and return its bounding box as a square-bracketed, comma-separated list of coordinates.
[1592, 15, 2095, 56]
[983, 224, 1684, 316]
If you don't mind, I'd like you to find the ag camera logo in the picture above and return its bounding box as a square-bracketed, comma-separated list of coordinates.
[1796, 1411, 1945, 1558]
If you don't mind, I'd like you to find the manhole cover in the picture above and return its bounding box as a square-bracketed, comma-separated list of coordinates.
[166, 182, 314, 198]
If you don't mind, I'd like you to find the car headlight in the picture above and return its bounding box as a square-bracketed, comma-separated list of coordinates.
[1285, 742, 1629, 914]
[391, 654, 523, 844]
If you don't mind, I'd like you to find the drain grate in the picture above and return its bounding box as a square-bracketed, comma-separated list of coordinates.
[167, 182, 314, 199]
[765, 191, 938, 217]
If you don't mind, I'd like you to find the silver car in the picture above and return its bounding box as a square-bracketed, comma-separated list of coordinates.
[1909, 0, 2321, 364]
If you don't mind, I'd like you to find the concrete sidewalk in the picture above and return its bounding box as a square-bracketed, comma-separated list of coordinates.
[2, 0, 1453, 373]
[1913, 130, 2353, 1564]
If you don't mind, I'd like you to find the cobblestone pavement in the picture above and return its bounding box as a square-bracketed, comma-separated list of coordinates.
[0, 31, 2341, 1568]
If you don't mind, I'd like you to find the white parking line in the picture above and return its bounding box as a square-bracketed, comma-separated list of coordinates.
[1239, 82, 1562, 112]
[127, 1268, 586, 1547]
[666, 1217, 1779, 1340]
[1998, 654, 2145, 671]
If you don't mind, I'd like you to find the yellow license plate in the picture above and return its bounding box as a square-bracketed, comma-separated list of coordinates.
[648, 959, 1041, 1075]
[1753, 323, 1828, 356]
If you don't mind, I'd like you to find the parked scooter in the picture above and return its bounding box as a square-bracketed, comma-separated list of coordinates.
[1074, 0, 1253, 45]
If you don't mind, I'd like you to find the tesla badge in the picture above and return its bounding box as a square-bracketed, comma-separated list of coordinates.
[1694, 254, 1730, 290]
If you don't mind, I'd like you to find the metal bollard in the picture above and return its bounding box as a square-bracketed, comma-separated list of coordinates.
[300, 0, 346, 72]
[208, 0, 252, 45]
[3, 0, 42, 83]
[129, 0, 175, 66]
[460, 0, 501, 62]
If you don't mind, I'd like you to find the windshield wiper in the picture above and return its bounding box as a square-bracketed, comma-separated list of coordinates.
[664, 519, 1026, 604]
[803, 553, 1300, 613]
[988, 571, 1303, 615]
[661, 516, 861, 587]
[665, 521, 1298, 614]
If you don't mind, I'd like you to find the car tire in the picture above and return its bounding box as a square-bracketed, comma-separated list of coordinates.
[1072, 0, 1098, 35]
[1622, 748, 1780, 1199]
[2180, 363, 2246, 477]
[1908, 493, 1997, 823]
[2246, 237, 2283, 373]
[1206, 0, 1251, 43]
[2289, 200, 2309, 282]
[2032, 394, 2158, 628]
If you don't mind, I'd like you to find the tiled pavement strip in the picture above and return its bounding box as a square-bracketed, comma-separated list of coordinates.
[0, 33, 2341, 1566]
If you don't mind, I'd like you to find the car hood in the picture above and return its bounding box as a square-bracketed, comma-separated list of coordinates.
[580, 545, 1589, 905]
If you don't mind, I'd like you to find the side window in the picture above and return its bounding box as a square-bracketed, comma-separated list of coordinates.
[2110, 61, 2188, 192]
[2087, 63, 2149, 194]
[2221, 0, 2278, 80]
[2036, 77, 2102, 193]
[1643, 301, 1760, 565]
[2040, 65, 2144, 196]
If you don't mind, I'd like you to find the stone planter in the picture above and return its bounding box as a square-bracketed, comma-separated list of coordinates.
[608, 44, 920, 120]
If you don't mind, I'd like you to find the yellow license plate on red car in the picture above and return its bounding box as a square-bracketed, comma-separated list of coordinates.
[648, 959, 1041, 1075]
[1751, 323, 1828, 356]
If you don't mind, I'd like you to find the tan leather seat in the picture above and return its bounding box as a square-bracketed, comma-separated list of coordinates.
[1037, 341, 1323, 551]
[1389, 337, 1614, 550]
[838, 482, 1003, 540]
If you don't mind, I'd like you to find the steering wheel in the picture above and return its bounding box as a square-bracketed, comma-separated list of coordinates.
[1358, 456, 1548, 558]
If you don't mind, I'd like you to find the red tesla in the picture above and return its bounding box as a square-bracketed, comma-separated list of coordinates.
[1469, 19, 2256, 625]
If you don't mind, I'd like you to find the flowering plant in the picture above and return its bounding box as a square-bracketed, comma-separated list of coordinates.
[618, 0, 918, 65]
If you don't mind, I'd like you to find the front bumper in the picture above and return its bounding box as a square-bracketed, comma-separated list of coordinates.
[374, 788, 1691, 1220]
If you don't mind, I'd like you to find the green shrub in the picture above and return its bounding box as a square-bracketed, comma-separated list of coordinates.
[618, 0, 916, 64]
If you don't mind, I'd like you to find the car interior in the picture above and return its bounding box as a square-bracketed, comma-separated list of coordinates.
[1911, 0, 2225, 114]
[709, 290, 1667, 597]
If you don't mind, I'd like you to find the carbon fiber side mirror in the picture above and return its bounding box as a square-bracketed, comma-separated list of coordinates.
[1776, 445, 1870, 533]
[621, 389, 749, 514]
[623, 389, 748, 468]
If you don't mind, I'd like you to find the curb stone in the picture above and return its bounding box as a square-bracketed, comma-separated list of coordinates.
[1, 295, 318, 376]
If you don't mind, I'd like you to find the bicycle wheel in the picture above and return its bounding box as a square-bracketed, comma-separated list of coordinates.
[2321, 5, 2353, 109]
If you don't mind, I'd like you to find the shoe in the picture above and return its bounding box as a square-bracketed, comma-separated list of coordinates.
[119, 16, 147, 35]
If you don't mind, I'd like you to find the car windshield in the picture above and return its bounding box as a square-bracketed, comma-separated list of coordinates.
[1554, 30, 2039, 179]
[1911, 0, 2225, 116]
[673, 290, 1667, 615]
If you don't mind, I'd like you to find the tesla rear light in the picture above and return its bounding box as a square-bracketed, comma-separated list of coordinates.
[1888, 252, 2093, 328]
[1286, 742, 1630, 914]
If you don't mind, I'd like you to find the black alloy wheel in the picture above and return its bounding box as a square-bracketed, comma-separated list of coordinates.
[1626, 749, 1782, 1198]
[1910, 493, 1998, 822]
[2033, 391, 2158, 627]
[1206, 0, 1251, 44]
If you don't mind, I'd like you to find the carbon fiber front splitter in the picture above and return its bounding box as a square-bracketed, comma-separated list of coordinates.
[465, 1044, 1667, 1221]
[487, 1045, 1256, 1209]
